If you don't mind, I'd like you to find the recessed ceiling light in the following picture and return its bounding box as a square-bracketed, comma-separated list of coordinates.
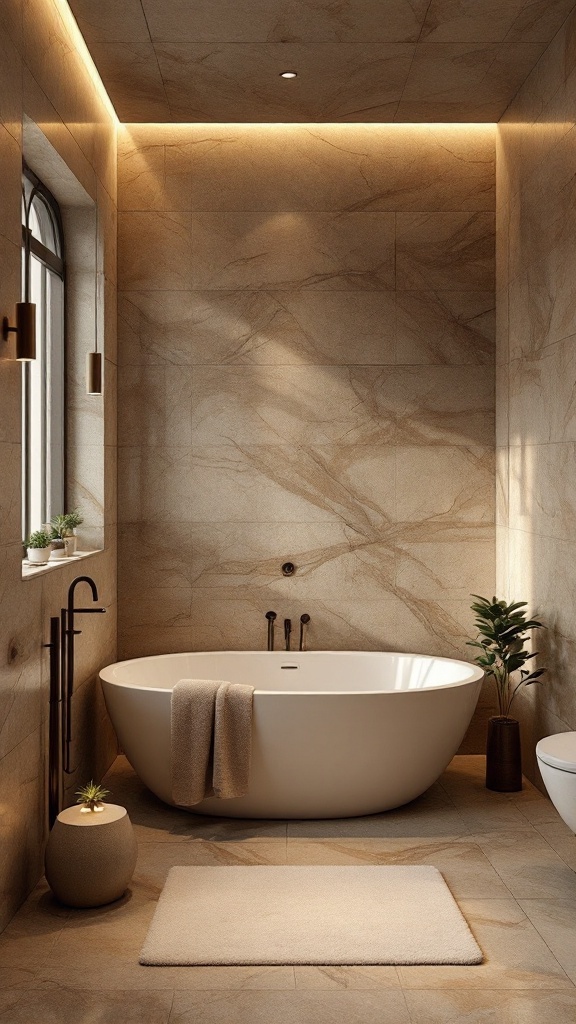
[280, 71, 297, 78]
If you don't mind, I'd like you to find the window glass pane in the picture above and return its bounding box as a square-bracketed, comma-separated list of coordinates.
[29, 195, 59, 255]
[21, 171, 65, 546]
[28, 256, 45, 532]
[46, 270, 65, 521]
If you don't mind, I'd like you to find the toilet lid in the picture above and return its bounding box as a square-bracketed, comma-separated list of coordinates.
[536, 732, 576, 773]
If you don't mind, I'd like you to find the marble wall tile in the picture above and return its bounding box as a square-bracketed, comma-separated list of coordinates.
[390, 366, 495, 445]
[508, 443, 576, 540]
[0, 0, 118, 932]
[396, 213, 495, 291]
[396, 291, 495, 365]
[497, 10, 576, 789]
[0, 731, 45, 929]
[118, 124, 495, 214]
[396, 529, 495, 601]
[0, 126, 23, 247]
[119, 211, 397, 291]
[119, 444, 400, 528]
[0, 0, 23, 50]
[0, 14, 23, 144]
[117, 123, 495, 761]
[396, 445, 495, 524]
[118, 291, 397, 367]
[0, 579, 43, 761]
[508, 344, 576, 444]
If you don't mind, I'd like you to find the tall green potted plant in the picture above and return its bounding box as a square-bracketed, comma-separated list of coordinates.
[468, 595, 546, 792]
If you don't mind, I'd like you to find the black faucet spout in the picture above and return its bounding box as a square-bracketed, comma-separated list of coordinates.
[299, 613, 311, 652]
[67, 575, 101, 619]
[265, 610, 277, 651]
[284, 618, 292, 652]
[62, 576, 105, 776]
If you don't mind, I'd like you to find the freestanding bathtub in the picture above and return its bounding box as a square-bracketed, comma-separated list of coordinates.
[100, 651, 483, 819]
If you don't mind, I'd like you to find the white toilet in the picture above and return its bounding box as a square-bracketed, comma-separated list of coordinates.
[536, 732, 576, 834]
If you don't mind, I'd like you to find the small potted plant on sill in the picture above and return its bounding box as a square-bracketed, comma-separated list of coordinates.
[26, 529, 52, 564]
[61, 508, 83, 555]
[468, 595, 546, 792]
[76, 780, 110, 814]
[49, 517, 68, 559]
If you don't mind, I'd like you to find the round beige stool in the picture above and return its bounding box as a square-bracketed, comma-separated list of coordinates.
[45, 803, 138, 908]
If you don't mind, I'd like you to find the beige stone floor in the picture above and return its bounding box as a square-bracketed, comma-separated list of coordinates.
[1, 755, 576, 1022]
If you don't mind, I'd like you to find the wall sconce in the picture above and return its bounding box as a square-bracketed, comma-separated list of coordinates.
[86, 204, 103, 396]
[86, 350, 102, 395]
[2, 303, 37, 361]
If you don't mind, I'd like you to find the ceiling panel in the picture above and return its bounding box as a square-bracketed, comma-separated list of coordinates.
[67, 0, 576, 121]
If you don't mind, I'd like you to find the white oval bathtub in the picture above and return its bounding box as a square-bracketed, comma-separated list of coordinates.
[100, 651, 482, 819]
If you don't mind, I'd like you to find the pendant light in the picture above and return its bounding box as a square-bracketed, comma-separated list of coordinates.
[86, 201, 102, 395]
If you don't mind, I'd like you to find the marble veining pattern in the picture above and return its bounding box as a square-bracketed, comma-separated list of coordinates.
[118, 123, 495, 720]
[67, 0, 574, 121]
[0, 0, 118, 930]
[496, 8, 576, 785]
[1, 755, 576, 1022]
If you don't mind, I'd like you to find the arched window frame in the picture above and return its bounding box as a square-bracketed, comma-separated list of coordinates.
[22, 165, 66, 544]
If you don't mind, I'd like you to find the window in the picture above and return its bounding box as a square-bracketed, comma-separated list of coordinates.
[21, 167, 65, 542]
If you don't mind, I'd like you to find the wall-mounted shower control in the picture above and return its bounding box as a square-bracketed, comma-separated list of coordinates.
[281, 562, 296, 576]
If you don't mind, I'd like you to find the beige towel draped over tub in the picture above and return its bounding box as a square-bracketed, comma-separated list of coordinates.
[171, 679, 254, 806]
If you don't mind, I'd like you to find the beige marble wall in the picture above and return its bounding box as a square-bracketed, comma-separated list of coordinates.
[117, 123, 496, 743]
[497, 10, 576, 785]
[0, 0, 117, 929]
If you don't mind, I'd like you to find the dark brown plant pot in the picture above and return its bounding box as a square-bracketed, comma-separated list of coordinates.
[486, 716, 522, 792]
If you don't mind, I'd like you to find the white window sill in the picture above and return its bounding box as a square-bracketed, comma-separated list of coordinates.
[22, 549, 102, 580]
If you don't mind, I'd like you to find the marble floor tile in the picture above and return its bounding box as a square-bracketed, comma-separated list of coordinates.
[35, 965, 296, 994]
[469, 830, 576, 899]
[287, 796, 469, 841]
[285, 838, 509, 898]
[293, 965, 400, 990]
[2, 755, 575, 1011]
[169, 989, 411, 1024]
[0, 881, 69, 970]
[134, 839, 288, 891]
[398, 898, 572, 989]
[0, 989, 174, 1023]
[519, 899, 576, 984]
[103, 756, 287, 843]
[404, 988, 576, 1023]
[535, 822, 576, 871]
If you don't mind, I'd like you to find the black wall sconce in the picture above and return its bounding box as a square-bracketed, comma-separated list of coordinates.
[86, 350, 102, 395]
[86, 204, 102, 396]
[2, 302, 36, 361]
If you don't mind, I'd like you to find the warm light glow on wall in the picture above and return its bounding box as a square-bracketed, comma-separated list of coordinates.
[120, 122, 496, 130]
[56, 1, 118, 123]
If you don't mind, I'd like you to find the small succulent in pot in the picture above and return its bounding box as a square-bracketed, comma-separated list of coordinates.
[52, 509, 83, 555]
[75, 780, 110, 813]
[50, 515, 69, 558]
[26, 529, 52, 564]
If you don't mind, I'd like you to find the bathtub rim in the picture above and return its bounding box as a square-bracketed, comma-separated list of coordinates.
[99, 650, 484, 696]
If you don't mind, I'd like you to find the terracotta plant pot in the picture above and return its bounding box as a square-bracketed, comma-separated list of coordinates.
[486, 716, 522, 792]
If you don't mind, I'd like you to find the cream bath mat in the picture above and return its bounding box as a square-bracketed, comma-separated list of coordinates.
[140, 865, 482, 966]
